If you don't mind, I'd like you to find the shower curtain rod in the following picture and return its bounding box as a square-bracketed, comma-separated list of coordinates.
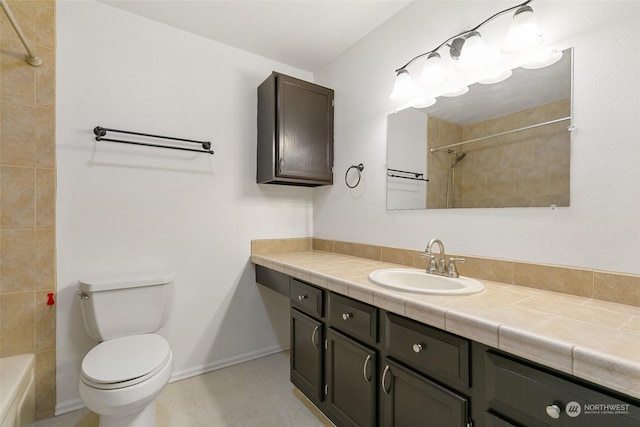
[0, 0, 43, 67]
[430, 116, 573, 153]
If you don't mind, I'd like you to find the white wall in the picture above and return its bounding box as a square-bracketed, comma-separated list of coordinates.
[56, 1, 314, 413]
[314, 1, 640, 275]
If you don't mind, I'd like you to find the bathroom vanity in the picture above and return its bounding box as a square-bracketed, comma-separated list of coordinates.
[253, 248, 640, 427]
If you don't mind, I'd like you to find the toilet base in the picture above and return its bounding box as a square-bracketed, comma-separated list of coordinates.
[98, 402, 156, 427]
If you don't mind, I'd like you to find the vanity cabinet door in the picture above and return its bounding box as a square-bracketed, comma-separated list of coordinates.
[381, 358, 469, 427]
[257, 72, 334, 186]
[290, 308, 323, 404]
[325, 328, 377, 427]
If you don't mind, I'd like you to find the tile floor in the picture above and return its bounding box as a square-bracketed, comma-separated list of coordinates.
[36, 351, 333, 426]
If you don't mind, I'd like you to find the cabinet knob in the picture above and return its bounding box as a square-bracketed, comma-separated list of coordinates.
[342, 313, 353, 321]
[412, 343, 424, 353]
[298, 294, 308, 301]
[546, 404, 561, 419]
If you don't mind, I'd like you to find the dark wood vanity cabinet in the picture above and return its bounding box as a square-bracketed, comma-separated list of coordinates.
[289, 279, 325, 407]
[382, 313, 472, 427]
[256, 266, 640, 427]
[326, 328, 377, 427]
[381, 358, 469, 427]
[290, 308, 323, 404]
[257, 72, 334, 186]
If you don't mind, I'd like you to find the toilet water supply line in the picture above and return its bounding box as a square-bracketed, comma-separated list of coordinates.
[0, 0, 43, 67]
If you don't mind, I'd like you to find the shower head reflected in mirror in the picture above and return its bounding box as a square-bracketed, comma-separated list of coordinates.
[448, 150, 467, 167]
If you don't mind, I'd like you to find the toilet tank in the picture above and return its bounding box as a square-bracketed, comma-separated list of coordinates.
[78, 273, 174, 341]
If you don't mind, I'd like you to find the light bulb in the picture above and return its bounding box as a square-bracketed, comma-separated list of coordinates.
[411, 97, 436, 109]
[503, 5, 543, 54]
[456, 31, 487, 71]
[390, 69, 414, 101]
[479, 69, 513, 84]
[442, 85, 469, 97]
[419, 52, 447, 87]
[522, 49, 563, 69]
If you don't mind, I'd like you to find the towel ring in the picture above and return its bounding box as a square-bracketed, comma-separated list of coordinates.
[345, 163, 364, 188]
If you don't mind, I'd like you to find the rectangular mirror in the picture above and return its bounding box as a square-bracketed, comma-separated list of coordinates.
[387, 48, 573, 209]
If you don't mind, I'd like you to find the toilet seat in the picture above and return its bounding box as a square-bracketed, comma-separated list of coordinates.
[81, 334, 171, 390]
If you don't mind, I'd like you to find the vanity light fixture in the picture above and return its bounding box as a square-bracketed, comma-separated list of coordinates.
[389, 69, 414, 101]
[390, 0, 555, 106]
[502, 5, 543, 53]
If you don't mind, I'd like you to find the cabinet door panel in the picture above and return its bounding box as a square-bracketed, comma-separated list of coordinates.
[382, 358, 469, 427]
[290, 308, 323, 403]
[326, 328, 377, 427]
[278, 76, 333, 182]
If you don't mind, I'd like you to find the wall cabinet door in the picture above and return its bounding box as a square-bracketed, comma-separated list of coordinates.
[326, 328, 377, 427]
[290, 308, 323, 404]
[257, 72, 334, 186]
[381, 358, 469, 427]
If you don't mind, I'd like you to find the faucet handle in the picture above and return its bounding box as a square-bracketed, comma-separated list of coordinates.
[447, 257, 465, 278]
[420, 252, 435, 259]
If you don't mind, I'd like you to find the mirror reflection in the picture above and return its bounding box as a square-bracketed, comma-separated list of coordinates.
[387, 48, 573, 210]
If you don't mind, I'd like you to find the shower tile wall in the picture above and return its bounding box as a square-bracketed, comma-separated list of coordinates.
[0, 0, 56, 420]
[427, 99, 570, 209]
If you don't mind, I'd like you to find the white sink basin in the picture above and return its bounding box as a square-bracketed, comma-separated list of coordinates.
[368, 268, 484, 295]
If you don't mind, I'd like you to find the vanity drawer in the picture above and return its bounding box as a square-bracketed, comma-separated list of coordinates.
[485, 351, 640, 426]
[290, 279, 323, 318]
[384, 312, 470, 389]
[328, 293, 378, 345]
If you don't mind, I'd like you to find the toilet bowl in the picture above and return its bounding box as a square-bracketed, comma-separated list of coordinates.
[77, 273, 174, 427]
[79, 334, 173, 427]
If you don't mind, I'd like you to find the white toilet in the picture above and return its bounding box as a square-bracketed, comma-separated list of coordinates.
[77, 273, 175, 427]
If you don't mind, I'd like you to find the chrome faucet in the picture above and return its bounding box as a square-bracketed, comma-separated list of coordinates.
[424, 238, 446, 274]
[421, 238, 465, 278]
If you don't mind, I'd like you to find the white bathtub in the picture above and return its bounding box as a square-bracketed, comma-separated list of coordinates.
[0, 354, 35, 427]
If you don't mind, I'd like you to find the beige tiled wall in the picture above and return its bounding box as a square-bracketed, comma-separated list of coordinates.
[253, 238, 640, 308]
[427, 99, 570, 208]
[0, 0, 56, 420]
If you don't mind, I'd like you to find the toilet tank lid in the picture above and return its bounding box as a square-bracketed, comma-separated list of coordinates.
[78, 272, 175, 292]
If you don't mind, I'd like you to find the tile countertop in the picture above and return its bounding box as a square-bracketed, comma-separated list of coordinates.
[251, 250, 640, 400]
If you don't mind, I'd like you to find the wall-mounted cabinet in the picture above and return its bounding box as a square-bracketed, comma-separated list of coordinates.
[257, 72, 334, 186]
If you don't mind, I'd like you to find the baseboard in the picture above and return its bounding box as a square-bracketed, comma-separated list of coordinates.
[169, 344, 289, 383]
[55, 399, 85, 416]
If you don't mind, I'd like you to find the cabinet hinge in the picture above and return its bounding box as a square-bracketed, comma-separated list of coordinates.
[467, 419, 473, 427]
[324, 339, 328, 350]
[331, 99, 334, 107]
[324, 384, 328, 396]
